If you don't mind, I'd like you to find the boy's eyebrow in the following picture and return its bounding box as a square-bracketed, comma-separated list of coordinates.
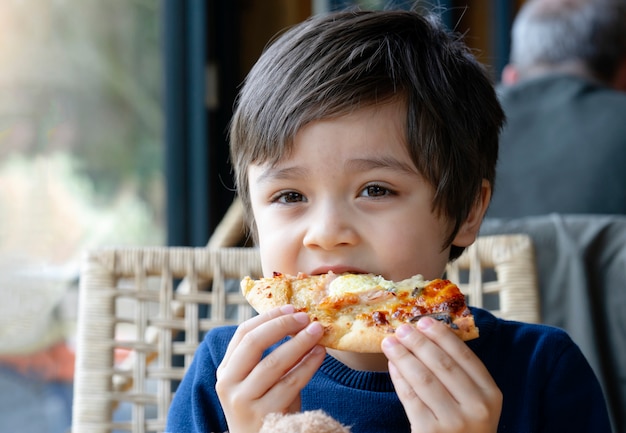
[253, 157, 417, 184]
[345, 157, 418, 174]
[254, 165, 310, 183]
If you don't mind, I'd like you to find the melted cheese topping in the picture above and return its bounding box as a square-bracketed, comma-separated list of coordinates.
[327, 274, 395, 296]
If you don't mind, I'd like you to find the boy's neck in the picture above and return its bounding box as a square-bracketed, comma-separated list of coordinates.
[326, 349, 389, 372]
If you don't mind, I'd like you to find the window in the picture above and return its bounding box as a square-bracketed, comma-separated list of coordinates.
[0, 0, 164, 355]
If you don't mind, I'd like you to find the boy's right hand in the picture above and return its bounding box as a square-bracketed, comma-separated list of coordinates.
[215, 305, 326, 433]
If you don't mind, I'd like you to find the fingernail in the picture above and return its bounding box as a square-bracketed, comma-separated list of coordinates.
[381, 337, 398, 349]
[294, 312, 310, 324]
[395, 324, 413, 339]
[417, 316, 434, 330]
[311, 345, 325, 355]
[306, 321, 323, 336]
[280, 305, 295, 314]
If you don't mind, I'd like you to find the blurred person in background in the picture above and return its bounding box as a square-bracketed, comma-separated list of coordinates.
[487, 0, 626, 217]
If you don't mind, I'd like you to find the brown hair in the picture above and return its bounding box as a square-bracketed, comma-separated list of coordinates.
[229, 9, 504, 260]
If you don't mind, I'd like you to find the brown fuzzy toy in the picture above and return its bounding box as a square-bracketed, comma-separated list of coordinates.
[259, 410, 351, 433]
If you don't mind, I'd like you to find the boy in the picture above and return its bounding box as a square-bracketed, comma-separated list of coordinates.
[166, 9, 611, 433]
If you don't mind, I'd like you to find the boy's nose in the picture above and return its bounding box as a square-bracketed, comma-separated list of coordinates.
[302, 203, 359, 250]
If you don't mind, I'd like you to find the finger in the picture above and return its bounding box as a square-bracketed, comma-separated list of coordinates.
[248, 321, 325, 395]
[411, 317, 502, 411]
[382, 331, 453, 418]
[219, 311, 312, 386]
[384, 342, 435, 426]
[219, 305, 295, 375]
[415, 317, 492, 379]
[417, 317, 493, 388]
[399, 320, 474, 395]
[261, 343, 326, 414]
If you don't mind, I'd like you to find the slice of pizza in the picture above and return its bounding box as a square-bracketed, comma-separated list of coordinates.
[241, 272, 478, 353]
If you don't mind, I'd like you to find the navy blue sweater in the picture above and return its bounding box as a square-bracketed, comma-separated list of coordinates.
[166, 308, 611, 433]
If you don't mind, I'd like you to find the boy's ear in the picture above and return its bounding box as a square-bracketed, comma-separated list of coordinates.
[452, 179, 491, 247]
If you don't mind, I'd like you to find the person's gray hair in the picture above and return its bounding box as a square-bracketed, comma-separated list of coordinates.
[510, 0, 626, 82]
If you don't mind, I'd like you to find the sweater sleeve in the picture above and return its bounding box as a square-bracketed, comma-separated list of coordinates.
[538, 337, 612, 433]
[470, 309, 613, 433]
[165, 328, 234, 433]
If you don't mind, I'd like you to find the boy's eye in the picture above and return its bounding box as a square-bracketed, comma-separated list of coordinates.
[361, 184, 391, 197]
[274, 191, 305, 203]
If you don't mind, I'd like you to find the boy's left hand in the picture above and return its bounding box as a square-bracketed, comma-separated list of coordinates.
[382, 317, 502, 433]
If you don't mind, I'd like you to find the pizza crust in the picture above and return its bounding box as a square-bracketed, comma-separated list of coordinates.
[322, 319, 393, 353]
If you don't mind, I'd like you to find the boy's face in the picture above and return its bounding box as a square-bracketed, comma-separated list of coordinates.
[248, 100, 467, 281]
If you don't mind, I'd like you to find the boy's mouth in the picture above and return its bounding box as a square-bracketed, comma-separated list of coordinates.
[310, 266, 370, 276]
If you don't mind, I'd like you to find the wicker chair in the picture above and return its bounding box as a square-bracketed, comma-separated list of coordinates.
[445, 233, 539, 323]
[71, 233, 538, 433]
